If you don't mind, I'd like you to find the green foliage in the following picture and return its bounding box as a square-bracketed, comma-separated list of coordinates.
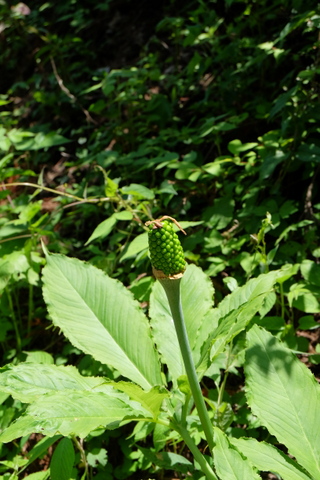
[42, 248, 162, 390]
[0, 0, 320, 477]
[245, 325, 320, 479]
[1, 253, 320, 478]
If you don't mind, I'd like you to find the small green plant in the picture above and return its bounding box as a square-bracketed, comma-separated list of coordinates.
[0, 217, 319, 479]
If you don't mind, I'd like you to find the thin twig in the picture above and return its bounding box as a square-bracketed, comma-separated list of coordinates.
[1, 182, 109, 204]
[50, 56, 98, 125]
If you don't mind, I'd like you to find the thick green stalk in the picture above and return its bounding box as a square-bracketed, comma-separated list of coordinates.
[158, 275, 215, 454]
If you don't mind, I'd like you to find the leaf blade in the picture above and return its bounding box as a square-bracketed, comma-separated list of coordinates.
[50, 438, 75, 480]
[245, 325, 320, 479]
[0, 390, 149, 442]
[42, 253, 162, 390]
[231, 437, 312, 480]
[213, 427, 261, 480]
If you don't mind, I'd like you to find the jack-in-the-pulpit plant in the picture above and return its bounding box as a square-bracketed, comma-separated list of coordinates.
[146, 216, 216, 456]
[0, 216, 319, 480]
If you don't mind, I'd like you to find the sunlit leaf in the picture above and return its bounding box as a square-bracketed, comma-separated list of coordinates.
[245, 325, 320, 479]
[42, 251, 162, 390]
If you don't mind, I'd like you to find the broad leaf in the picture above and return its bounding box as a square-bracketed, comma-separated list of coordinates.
[42, 252, 162, 390]
[0, 363, 117, 403]
[245, 325, 320, 479]
[149, 264, 214, 380]
[0, 363, 167, 416]
[231, 437, 312, 480]
[0, 390, 149, 442]
[198, 270, 281, 372]
[213, 427, 261, 480]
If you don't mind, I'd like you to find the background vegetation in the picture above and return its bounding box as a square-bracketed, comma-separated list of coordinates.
[0, 0, 319, 478]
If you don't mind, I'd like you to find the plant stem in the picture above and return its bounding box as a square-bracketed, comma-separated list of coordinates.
[158, 276, 215, 454]
[6, 287, 21, 353]
[279, 282, 285, 321]
[73, 436, 90, 480]
[28, 283, 34, 337]
[216, 341, 232, 414]
[174, 422, 218, 480]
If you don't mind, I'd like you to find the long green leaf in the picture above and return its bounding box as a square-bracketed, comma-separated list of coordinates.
[0, 390, 149, 442]
[149, 264, 214, 380]
[85, 215, 117, 245]
[213, 427, 261, 480]
[50, 437, 75, 480]
[245, 325, 320, 479]
[42, 252, 162, 390]
[231, 437, 312, 480]
[0, 363, 167, 438]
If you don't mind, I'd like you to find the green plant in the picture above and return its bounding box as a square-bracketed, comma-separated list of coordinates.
[1, 0, 320, 477]
[0, 219, 319, 479]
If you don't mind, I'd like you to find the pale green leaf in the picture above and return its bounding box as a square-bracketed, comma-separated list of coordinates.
[85, 215, 117, 245]
[199, 270, 281, 368]
[231, 437, 312, 480]
[288, 283, 320, 313]
[0, 390, 149, 442]
[300, 259, 320, 286]
[108, 381, 168, 417]
[0, 363, 107, 402]
[23, 351, 54, 364]
[121, 183, 155, 199]
[23, 471, 50, 480]
[228, 139, 258, 154]
[50, 438, 75, 480]
[149, 264, 214, 380]
[105, 176, 118, 197]
[213, 427, 261, 480]
[120, 232, 148, 262]
[42, 253, 162, 390]
[114, 211, 133, 220]
[245, 325, 320, 479]
[30, 132, 70, 149]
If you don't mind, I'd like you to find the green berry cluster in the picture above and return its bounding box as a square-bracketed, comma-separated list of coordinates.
[148, 220, 186, 276]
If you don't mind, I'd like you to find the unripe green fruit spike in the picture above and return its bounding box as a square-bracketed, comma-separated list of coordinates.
[145, 216, 187, 277]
